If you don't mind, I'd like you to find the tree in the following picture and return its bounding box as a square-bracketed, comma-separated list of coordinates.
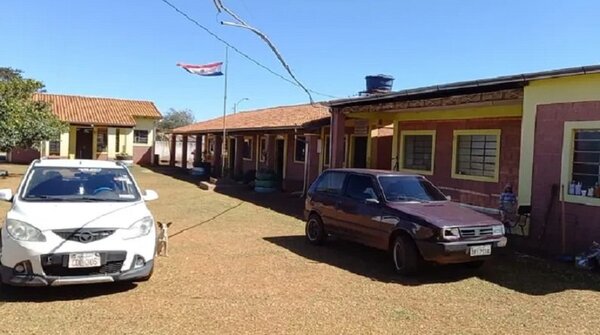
[0, 67, 67, 151]
[157, 108, 195, 140]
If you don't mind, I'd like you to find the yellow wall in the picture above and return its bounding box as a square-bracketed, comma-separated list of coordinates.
[519, 73, 600, 205]
[68, 126, 76, 158]
[133, 118, 156, 147]
[122, 128, 134, 155]
[107, 128, 117, 158]
[59, 130, 70, 157]
[385, 105, 521, 172]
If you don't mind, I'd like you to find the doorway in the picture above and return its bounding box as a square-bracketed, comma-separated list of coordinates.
[352, 136, 368, 168]
[275, 138, 285, 179]
[228, 138, 236, 176]
[76, 128, 94, 159]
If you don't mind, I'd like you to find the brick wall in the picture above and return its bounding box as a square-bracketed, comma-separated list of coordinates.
[133, 146, 152, 165]
[8, 148, 40, 164]
[531, 101, 600, 254]
[397, 118, 522, 209]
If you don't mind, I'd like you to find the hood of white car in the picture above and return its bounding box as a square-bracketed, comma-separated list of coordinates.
[7, 200, 152, 231]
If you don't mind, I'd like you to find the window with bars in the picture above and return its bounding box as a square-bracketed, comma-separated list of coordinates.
[49, 140, 61, 156]
[294, 136, 306, 162]
[134, 130, 149, 144]
[243, 137, 253, 160]
[96, 128, 108, 152]
[321, 134, 348, 167]
[572, 129, 600, 189]
[402, 134, 434, 172]
[259, 137, 266, 162]
[454, 132, 499, 179]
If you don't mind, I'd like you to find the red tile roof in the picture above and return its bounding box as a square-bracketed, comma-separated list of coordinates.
[34, 93, 162, 127]
[174, 103, 330, 134]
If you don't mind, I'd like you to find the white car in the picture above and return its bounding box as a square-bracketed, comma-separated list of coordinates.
[0, 159, 158, 287]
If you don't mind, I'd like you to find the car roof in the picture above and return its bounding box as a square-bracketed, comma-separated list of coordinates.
[32, 159, 126, 169]
[324, 168, 422, 177]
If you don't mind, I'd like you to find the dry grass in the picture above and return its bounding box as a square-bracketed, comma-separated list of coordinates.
[0, 163, 599, 334]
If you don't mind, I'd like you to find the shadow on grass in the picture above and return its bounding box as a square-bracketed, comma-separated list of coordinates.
[142, 165, 305, 220]
[0, 282, 137, 302]
[264, 235, 600, 295]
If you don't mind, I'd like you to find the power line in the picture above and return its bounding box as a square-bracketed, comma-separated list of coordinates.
[159, 0, 338, 100]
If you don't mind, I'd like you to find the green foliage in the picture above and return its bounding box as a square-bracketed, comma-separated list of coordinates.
[0, 67, 67, 151]
[157, 108, 195, 139]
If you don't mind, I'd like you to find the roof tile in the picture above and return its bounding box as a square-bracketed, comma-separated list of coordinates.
[174, 103, 330, 134]
[34, 93, 162, 127]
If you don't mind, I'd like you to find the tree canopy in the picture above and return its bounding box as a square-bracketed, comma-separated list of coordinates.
[156, 108, 195, 140]
[0, 67, 67, 151]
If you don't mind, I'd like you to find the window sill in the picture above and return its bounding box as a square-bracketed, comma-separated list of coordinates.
[451, 173, 498, 183]
[243, 158, 253, 161]
[564, 194, 600, 207]
[293, 160, 306, 164]
[400, 167, 433, 176]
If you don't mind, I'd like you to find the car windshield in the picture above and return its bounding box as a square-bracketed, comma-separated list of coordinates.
[378, 176, 447, 202]
[21, 166, 140, 202]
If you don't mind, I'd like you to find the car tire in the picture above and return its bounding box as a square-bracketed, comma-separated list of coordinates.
[392, 235, 421, 275]
[464, 260, 486, 269]
[305, 215, 326, 245]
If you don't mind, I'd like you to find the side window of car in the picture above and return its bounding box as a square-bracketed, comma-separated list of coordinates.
[315, 172, 346, 195]
[344, 174, 378, 201]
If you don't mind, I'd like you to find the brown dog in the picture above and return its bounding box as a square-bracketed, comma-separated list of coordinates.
[156, 221, 172, 257]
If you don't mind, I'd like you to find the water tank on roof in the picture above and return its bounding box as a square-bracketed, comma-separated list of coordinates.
[365, 74, 394, 94]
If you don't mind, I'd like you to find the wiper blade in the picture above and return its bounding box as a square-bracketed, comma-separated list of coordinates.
[24, 195, 65, 201]
[77, 197, 120, 202]
[394, 196, 429, 203]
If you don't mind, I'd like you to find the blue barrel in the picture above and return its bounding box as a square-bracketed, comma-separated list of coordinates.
[365, 75, 394, 93]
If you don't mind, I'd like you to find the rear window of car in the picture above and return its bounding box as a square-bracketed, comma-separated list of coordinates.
[314, 171, 346, 195]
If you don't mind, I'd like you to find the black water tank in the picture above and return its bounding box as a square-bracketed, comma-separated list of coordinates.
[365, 74, 394, 93]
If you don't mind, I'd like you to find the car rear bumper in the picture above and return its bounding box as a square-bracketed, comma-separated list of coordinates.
[416, 237, 507, 264]
[0, 260, 153, 287]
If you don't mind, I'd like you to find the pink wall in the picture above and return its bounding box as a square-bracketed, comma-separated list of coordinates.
[531, 101, 600, 254]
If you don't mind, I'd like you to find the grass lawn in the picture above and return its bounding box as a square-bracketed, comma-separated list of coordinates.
[0, 163, 599, 334]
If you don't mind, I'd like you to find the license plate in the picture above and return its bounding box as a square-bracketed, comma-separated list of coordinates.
[469, 245, 492, 257]
[68, 252, 101, 268]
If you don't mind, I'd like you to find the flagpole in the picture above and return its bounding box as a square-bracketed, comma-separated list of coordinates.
[221, 46, 229, 177]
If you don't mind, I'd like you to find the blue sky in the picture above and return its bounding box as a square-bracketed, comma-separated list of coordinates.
[2, 1, 600, 120]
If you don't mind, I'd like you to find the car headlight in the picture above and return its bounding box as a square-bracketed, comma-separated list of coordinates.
[122, 216, 154, 240]
[5, 219, 46, 242]
[441, 227, 460, 240]
[492, 225, 505, 236]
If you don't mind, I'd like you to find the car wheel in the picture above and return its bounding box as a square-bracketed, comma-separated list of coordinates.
[392, 235, 421, 275]
[464, 260, 486, 269]
[305, 215, 326, 245]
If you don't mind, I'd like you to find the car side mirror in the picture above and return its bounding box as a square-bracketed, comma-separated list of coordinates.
[0, 189, 13, 202]
[142, 189, 159, 201]
[365, 198, 380, 205]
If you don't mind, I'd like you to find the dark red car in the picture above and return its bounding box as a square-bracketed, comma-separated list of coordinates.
[304, 169, 507, 274]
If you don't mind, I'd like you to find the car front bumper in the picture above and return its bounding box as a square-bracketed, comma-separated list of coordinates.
[416, 236, 508, 264]
[0, 228, 156, 286]
[0, 260, 153, 286]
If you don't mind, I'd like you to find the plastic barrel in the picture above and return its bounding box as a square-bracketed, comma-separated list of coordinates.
[365, 74, 394, 93]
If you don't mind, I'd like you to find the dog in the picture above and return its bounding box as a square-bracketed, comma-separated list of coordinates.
[156, 221, 172, 257]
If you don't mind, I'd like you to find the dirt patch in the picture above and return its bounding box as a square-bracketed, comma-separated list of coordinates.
[0, 163, 599, 334]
